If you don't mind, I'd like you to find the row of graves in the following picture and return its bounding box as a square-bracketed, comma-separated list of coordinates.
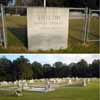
[0, 78, 96, 96]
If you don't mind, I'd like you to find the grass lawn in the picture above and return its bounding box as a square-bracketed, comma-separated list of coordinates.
[0, 16, 99, 53]
[0, 80, 99, 100]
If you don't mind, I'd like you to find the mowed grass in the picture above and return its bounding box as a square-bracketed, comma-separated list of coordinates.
[0, 16, 99, 53]
[0, 80, 99, 100]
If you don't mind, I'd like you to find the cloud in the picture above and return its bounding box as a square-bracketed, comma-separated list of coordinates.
[0, 54, 99, 65]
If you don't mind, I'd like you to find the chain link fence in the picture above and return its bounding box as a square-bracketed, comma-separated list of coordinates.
[69, 8, 87, 45]
[4, 6, 27, 49]
[0, 5, 99, 49]
[87, 9, 100, 42]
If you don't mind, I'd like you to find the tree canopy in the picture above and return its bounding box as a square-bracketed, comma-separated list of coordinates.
[17, 0, 99, 9]
[0, 56, 99, 81]
[1, 0, 99, 9]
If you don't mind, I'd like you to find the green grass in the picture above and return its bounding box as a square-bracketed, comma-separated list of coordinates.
[88, 16, 99, 40]
[0, 80, 99, 100]
[0, 16, 99, 53]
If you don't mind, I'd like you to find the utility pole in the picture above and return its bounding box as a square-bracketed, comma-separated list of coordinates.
[44, 0, 46, 8]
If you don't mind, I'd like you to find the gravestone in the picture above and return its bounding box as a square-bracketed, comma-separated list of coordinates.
[45, 80, 50, 90]
[83, 79, 87, 87]
[87, 78, 90, 83]
[68, 79, 72, 85]
[27, 7, 69, 50]
[15, 88, 23, 96]
[75, 77, 79, 80]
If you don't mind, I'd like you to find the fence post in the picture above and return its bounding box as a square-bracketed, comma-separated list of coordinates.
[1, 4, 7, 48]
[87, 8, 91, 41]
[0, 6, 2, 44]
[84, 7, 88, 44]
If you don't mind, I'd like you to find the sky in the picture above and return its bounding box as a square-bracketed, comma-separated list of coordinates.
[0, 54, 99, 65]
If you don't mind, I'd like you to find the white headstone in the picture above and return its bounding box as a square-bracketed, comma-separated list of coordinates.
[83, 79, 87, 87]
[27, 7, 69, 51]
[24, 82, 28, 87]
[68, 79, 72, 84]
[45, 79, 50, 89]
[18, 81, 23, 88]
[76, 77, 79, 80]
[87, 78, 90, 84]
[14, 81, 17, 85]
[1, 81, 8, 86]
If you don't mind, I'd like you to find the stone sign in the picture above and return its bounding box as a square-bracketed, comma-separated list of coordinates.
[27, 7, 69, 50]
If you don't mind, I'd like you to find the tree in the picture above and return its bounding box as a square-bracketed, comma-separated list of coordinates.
[87, 0, 99, 9]
[43, 64, 51, 78]
[0, 56, 99, 81]
[76, 59, 89, 77]
[47, 0, 64, 7]
[64, 0, 70, 7]
[32, 61, 43, 79]
[0, 57, 13, 81]
[13, 56, 33, 80]
[43, 64, 56, 78]
[0, 0, 9, 5]
[13, 0, 99, 9]
[89, 60, 100, 77]
[21, 0, 43, 6]
[70, 63, 79, 77]
[59, 64, 70, 77]
[21, 0, 33, 6]
[70, 60, 89, 78]
[53, 62, 63, 78]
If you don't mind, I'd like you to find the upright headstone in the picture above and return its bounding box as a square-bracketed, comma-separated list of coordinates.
[18, 81, 23, 89]
[87, 78, 90, 83]
[68, 79, 72, 85]
[27, 7, 69, 51]
[45, 79, 50, 90]
[76, 77, 79, 81]
[15, 88, 22, 96]
[83, 79, 87, 87]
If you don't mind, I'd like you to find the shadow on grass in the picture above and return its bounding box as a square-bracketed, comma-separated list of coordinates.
[8, 27, 28, 48]
[70, 27, 84, 33]
[88, 32, 100, 39]
[69, 35, 83, 43]
[69, 27, 84, 43]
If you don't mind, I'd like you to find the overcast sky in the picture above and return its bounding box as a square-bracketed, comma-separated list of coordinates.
[0, 54, 99, 65]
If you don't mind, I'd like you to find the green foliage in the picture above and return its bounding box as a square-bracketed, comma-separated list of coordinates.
[0, 57, 13, 81]
[13, 56, 33, 80]
[0, 0, 9, 5]
[0, 56, 99, 81]
[32, 61, 43, 79]
[76, 59, 89, 77]
[15, 0, 99, 9]
[89, 60, 100, 77]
